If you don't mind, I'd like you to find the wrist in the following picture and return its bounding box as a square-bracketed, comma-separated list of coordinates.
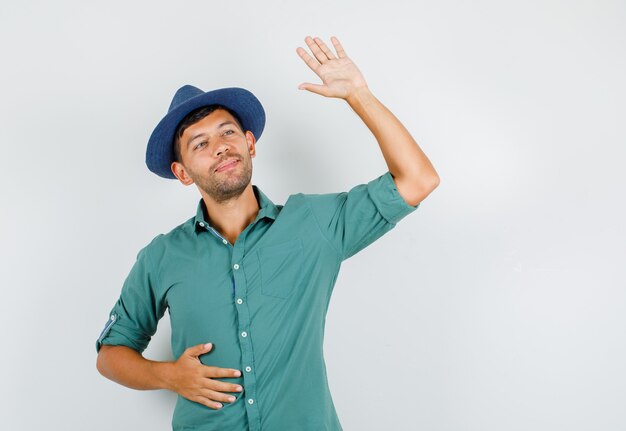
[150, 360, 178, 392]
[346, 85, 373, 107]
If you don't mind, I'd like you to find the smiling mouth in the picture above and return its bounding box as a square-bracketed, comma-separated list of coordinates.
[215, 159, 239, 172]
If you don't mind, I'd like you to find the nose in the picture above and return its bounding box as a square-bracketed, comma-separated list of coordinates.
[214, 140, 230, 157]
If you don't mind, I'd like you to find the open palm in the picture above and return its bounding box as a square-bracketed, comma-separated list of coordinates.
[296, 36, 368, 99]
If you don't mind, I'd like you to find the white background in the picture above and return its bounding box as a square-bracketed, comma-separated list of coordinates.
[1, 0, 625, 430]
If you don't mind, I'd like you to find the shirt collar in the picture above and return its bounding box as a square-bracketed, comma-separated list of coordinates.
[193, 184, 279, 234]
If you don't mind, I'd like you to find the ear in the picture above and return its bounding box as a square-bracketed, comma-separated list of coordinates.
[246, 131, 257, 158]
[171, 161, 195, 186]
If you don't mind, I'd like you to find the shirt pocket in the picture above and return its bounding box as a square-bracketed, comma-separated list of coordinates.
[257, 237, 303, 299]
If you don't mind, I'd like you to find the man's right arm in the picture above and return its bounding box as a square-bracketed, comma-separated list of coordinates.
[96, 342, 243, 409]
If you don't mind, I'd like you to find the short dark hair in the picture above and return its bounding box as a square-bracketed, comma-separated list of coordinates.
[172, 104, 245, 164]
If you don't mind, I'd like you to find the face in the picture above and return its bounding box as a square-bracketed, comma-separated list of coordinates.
[171, 108, 256, 203]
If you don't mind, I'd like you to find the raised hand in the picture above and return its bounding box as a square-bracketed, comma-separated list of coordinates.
[296, 36, 368, 100]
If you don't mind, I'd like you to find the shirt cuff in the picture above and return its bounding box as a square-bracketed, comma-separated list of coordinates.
[367, 171, 420, 224]
[95, 311, 150, 353]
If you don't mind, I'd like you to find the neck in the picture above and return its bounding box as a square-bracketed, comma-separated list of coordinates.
[200, 183, 259, 244]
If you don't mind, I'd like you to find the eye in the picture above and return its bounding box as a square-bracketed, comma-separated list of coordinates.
[224, 130, 235, 135]
[194, 141, 207, 150]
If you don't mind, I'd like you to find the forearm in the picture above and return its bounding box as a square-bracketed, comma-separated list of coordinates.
[96, 345, 175, 391]
[346, 87, 439, 185]
[295, 36, 439, 203]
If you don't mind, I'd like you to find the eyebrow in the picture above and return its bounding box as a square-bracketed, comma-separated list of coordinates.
[186, 121, 238, 148]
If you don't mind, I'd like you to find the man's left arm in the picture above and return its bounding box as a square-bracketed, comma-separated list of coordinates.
[296, 35, 440, 206]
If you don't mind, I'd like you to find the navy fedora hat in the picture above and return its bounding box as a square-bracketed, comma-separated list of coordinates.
[146, 85, 266, 179]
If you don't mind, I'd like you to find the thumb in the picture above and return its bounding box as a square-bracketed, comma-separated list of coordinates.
[185, 342, 213, 358]
[298, 83, 330, 97]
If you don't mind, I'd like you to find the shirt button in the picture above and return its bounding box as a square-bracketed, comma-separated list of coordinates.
[233, 264, 240, 270]
[236, 298, 243, 305]
[241, 331, 247, 338]
[245, 366, 252, 372]
[199, 222, 205, 228]
[248, 398, 254, 405]
[223, 239, 228, 244]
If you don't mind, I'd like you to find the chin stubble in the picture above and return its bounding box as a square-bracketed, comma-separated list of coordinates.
[195, 157, 253, 204]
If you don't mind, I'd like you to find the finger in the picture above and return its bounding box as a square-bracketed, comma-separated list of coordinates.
[184, 342, 213, 358]
[296, 47, 321, 74]
[305, 35, 329, 64]
[202, 366, 242, 379]
[191, 394, 224, 410]
[298, 83, 332, 97]
[330, 36, 347, 58]
[200, 388, 239, 404]
[204, 379, 244, 394]
[313, 36, 337, 60]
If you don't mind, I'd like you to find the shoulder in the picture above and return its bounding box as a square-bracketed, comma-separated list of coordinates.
[287, 172, 394, 205]
[286, 187, 348, 209]
[137, 216, 195, 259]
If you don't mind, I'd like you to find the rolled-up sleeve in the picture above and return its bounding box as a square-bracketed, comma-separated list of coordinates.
[304, 171, 419, 261]
[95, 243, 166, 353]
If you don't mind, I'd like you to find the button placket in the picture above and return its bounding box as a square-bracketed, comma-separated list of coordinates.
[231, 243, 261, 430]
[201, 222, 232, 248]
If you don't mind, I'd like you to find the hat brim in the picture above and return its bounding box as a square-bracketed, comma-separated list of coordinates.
[146, 87, 265, 179]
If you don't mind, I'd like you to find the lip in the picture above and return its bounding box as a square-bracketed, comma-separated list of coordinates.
[215, 159, 239, 172]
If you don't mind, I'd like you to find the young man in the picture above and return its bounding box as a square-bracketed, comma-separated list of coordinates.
[96, 36, 439, 431]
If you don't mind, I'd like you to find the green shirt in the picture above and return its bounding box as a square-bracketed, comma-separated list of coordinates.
[96, 171, 419, 430]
